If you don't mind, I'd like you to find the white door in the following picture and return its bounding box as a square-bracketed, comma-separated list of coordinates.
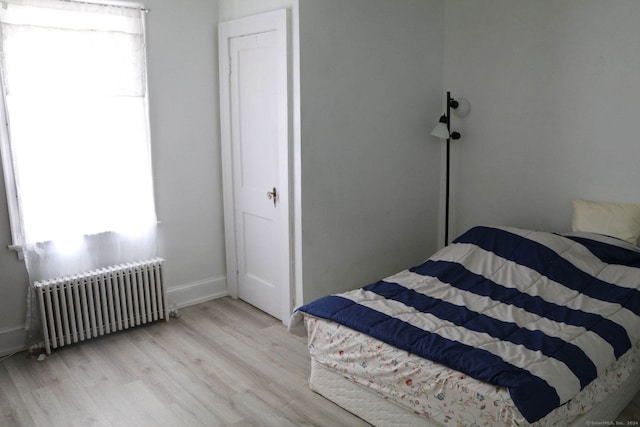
[219, 10, 290, 322]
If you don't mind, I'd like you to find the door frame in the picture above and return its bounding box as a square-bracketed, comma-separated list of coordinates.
[219, 9, 293, 323]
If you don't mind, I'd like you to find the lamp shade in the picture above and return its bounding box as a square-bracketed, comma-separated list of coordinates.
[430, 115, 449, 139]
[453, 97, 470, 117]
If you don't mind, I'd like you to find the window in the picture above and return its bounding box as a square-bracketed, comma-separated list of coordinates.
[0, 0, 156, 280]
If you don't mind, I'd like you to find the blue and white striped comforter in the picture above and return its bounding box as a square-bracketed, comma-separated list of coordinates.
[292, 226, 640, 423]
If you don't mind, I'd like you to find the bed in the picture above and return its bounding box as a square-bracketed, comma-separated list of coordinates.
[290, 219, 640, 426]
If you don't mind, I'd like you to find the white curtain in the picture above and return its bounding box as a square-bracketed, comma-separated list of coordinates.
[0, 0, 157, 340]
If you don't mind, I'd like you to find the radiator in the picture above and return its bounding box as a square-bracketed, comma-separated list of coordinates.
[34, 258, 167, 354]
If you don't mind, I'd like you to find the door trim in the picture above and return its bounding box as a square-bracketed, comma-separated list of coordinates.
[219, 9, 292, 323]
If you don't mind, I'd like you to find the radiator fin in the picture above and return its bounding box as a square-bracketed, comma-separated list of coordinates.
[34, 258, 167, 354]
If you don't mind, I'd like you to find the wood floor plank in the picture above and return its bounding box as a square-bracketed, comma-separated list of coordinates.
[1, 296, 639, 426]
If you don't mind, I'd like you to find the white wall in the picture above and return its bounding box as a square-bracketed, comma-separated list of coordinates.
[145, 0, 226, 308]
[299, 0, 445, 302]
[444, 0, 640, 237]
[0, 0, 224, 355]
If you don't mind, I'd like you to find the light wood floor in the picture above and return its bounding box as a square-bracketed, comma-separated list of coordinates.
[1, 297, 640, 427]
[0, 297, 369, 427]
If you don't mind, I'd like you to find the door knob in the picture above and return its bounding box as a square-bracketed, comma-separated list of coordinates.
[267, 187, 277, 206]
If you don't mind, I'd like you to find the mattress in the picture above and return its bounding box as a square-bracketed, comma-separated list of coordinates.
[305, 315, 640, 426]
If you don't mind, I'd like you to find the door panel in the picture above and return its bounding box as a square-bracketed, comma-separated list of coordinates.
[228, 29, 288, 320]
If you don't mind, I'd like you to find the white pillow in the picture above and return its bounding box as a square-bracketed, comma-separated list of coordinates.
[572, 199, 640, 245]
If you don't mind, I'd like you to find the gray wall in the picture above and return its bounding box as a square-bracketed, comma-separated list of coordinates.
[0, 182, 29, 347]
[145, 0, 226, 305]
[299, 0, 445, 302]
[8, 0, 632, 353]
[0, 0, 224, 354]
[444, 0, 640, 237]
[220, 0, 445, 304]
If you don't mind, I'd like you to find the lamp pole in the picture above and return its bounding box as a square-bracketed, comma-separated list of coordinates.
[445, 91, 451, 246]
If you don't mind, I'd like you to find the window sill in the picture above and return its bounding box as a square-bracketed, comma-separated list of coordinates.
[8, 244, 24, 261]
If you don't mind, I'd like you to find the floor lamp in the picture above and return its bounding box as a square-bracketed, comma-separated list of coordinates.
[430, 91, 469, 246]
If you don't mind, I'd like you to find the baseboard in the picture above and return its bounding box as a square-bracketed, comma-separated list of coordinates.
[0, 326, 26, 357]
[166, 275, 228, 310]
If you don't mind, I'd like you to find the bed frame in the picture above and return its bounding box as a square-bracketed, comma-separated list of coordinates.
[309, 357, 640, 426]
